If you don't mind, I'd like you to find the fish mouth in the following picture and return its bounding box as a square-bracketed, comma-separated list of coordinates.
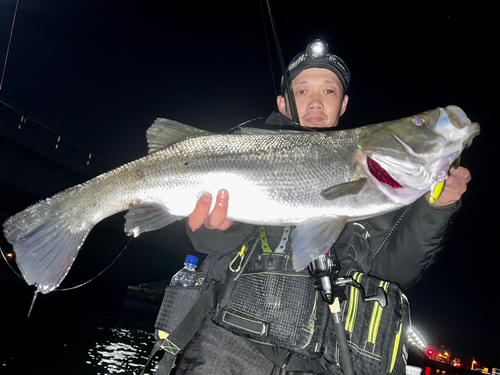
[363, 152, 456, 201]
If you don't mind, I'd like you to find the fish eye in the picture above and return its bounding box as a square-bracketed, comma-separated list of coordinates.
[410, 116, 425, 127]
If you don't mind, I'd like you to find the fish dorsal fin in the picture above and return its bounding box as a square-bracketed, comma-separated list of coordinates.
[146, 118, 213, 154]
[291, 216, 348, 271]
[321, 178, 367, 200]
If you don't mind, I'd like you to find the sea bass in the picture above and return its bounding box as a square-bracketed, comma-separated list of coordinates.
[3, 106, 479, 293]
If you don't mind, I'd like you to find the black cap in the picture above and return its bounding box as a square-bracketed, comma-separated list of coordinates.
[281, 39, 351, 94]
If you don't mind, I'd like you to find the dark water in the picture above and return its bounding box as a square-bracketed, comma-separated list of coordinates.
[85, 315, 159, 374]
[0, 280, 160, 375]
[1, 310, 159, 375]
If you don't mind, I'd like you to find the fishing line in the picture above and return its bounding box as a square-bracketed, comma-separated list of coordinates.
[264, 0, 299, 125]
[1, 236, 134, 292]
[55, 236, 134, 292]
[0, 0, 20, 90]
[3, 232, 133, 320]
[259, 1, 278, 101]
[224, 116, 267, 133]
[0, 245, 24, 280]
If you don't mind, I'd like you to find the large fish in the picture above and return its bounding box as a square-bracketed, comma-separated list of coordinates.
[3, 106, 479, 293]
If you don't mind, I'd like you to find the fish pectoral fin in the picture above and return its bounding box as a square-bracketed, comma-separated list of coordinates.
[320, 179, 367, 200]
[291, 216, 348, 271]
[124, 203, 182, 237]
[146, 118, 213, 154]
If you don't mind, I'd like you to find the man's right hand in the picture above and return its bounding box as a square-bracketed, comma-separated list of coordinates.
[188, 189, 234, 231]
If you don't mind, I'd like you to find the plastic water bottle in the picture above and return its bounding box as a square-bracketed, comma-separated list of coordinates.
[170, 255, 199, 287]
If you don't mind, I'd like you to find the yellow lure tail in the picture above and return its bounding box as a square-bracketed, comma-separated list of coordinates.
[428, 181, 445, 204]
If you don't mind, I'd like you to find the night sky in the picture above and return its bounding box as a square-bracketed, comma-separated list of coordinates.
[1, 0, 498, 367]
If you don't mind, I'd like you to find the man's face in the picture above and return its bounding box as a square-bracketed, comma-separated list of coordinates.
[277, 68, 349, 129]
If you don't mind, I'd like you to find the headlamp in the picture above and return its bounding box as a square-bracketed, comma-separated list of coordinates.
[306, 39, 329, 59]
[282, 39, 351, 93]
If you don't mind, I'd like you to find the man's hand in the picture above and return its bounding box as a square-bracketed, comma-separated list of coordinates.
[430, 166, 471, 207]
[188, 189, 234, 231]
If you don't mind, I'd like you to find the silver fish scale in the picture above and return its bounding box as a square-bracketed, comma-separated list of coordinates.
[174, 132, 352, 197]
[128, 127, 394, 224]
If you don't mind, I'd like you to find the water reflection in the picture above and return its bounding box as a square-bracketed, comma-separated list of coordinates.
[408, 366, 466, 375]
[86, 322, 158, 374]
[423, 366, 461, 375]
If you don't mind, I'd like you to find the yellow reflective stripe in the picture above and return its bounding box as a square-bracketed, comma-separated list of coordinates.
[345, 273, 357, 332]
[368, 281, 388, 344]
[372, 287, 384, 342]
[390, 323, 403, 372]
[345, 272, 361, 332]
[373, 281, 388, 341]
[368, 303, 379, 343]
[345, 287, 356, 332]
[344, 275, 355, 332]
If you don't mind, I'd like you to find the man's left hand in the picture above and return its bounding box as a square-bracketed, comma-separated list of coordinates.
[429, 166, 471, 207]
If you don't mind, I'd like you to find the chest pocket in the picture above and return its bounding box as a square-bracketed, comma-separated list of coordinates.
[212, 227, 331, 359]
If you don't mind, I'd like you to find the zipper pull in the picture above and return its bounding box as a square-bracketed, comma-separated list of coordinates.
[281, 352, 293, 370]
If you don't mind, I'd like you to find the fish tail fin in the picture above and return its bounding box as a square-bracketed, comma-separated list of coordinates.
[3, 194, 93, 294]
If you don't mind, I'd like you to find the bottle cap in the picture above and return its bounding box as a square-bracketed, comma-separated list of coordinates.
[185, 255, 198, 266]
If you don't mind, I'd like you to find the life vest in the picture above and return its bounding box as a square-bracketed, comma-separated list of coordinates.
[143, 226, 410, 375]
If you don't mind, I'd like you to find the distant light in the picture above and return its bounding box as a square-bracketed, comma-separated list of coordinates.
[6, 252, 14, 259]
[407, 326, 427, 350]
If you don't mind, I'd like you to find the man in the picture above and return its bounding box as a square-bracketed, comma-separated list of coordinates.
[173, 40, 470, 374]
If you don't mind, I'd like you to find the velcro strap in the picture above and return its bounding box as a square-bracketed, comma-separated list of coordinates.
[140, 282, 215, 375]
[222, 310, 268, 336]
[160, 338, 181, 355]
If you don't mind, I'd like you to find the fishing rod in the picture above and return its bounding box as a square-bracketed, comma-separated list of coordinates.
[0, 0, 20, 90]
[264, 0, 300, 125]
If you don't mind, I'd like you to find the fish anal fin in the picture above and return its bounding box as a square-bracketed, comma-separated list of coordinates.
[124, 203, 181, 237]
[146, 118, 213, 154]
[291, 216, 348, 271]
[321, 179, 366, 200]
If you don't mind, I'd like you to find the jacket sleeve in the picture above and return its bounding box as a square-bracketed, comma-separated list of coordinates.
[369, 196, 462, 289]
[186, 221, 257, 254]
[186, 221, 257, 282]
